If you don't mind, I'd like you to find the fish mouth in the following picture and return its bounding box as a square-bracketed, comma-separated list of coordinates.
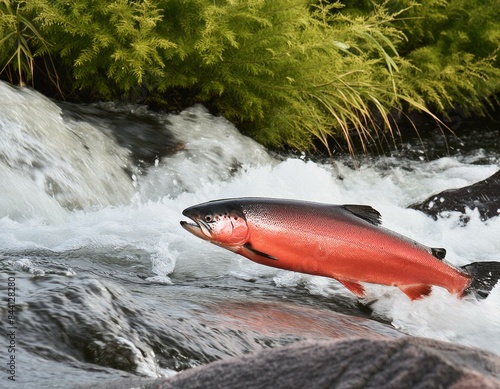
[180, 213, 211, 241]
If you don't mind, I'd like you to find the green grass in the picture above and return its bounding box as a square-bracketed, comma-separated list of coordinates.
[1, 0, 499, 155]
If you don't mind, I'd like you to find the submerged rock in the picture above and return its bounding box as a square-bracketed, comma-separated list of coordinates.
[90, 337, 500, 388]
[411, 170, 500, 222]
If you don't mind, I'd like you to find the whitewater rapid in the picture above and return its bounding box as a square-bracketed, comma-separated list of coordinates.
[1, 81, 500, 387]
[5, 154, 499, 349]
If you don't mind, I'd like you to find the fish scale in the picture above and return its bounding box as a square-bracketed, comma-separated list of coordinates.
[181, 197, 500, 301]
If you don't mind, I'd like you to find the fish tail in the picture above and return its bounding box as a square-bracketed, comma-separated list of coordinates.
[461, 261, 500, 299]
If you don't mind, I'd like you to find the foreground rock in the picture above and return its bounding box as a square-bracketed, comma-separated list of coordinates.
[157, 337, 500, 389]
[411, 170, 500, 222]
[87, 337, 500, 389]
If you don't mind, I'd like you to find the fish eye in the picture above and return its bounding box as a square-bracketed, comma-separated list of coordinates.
[203, 214, 214, 223]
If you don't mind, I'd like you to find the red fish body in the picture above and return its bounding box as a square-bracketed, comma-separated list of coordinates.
[181, 198, 500, 300]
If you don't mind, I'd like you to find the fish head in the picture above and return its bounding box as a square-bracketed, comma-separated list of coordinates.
[181, 200, 250, 248]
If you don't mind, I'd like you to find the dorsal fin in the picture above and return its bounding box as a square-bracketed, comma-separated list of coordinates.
[343, 205, 382, 226]
[431, 247, 447, 260]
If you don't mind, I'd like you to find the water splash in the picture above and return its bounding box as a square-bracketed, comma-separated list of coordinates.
[0, 82, 135, 220]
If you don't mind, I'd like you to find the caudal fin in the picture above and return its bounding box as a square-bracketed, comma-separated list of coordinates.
[461, 261, 500, 299]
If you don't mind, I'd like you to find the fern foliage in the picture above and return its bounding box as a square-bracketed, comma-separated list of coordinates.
[30, 0, 177, 97]
[393, 0, 500, 115]
[1, 0, 499, 153]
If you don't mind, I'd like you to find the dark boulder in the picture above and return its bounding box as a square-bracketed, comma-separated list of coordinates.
[153, 337, 500, 389]
[78, 337, 500, 388]
[411, 170, 500, 222]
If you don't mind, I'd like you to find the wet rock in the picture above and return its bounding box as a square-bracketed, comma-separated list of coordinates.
[59, 101, 183, 170]
[411, 170, 500, 222]
[153, 337, 500, 389]
[90, 337, 500, 388]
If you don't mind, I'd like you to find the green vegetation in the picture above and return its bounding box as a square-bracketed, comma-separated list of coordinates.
[1, 0, 499, 154]
[0, 0, 58, 88]
[384, 0, 500, 115]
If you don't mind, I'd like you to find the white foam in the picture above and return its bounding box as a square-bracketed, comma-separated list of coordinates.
[169, 156, 500, 354]
[0, 82, 135, 213]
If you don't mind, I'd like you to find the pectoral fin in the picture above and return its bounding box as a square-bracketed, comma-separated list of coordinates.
[399, 284, 433, 300]
[338, 279, 366, 297]
[240, 243, 279, 261]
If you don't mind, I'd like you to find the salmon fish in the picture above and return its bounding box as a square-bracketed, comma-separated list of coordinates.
[180, 198, 500, 300]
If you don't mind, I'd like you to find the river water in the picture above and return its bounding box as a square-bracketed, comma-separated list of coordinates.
[1, 81, 500, 388]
